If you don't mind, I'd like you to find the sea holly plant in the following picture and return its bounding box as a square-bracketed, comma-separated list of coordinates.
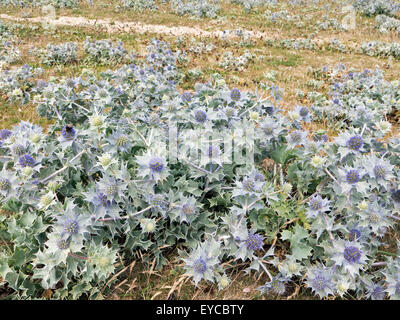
[0, 38, 399, 300]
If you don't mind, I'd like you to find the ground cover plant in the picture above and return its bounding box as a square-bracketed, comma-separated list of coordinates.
[0, 0, 399, 300]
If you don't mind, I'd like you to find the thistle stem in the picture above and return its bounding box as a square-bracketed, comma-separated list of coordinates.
[40, 149, 86, 184]
[68, 252, 89, 261]
[259, 259, 273, 282]
[371, 262, 387, 267]
[182, 159, 211, 175]
[325, 169, 340, 186]
[360, 123, 367, 136]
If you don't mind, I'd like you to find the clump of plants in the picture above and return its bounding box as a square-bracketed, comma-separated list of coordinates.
[0, 39, 399, 301]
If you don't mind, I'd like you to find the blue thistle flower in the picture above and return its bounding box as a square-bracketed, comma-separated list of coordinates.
[348, 228, 361, 241]
[149, 157, 165, 173]
[61, 125, 76, 140]
[194, 110, 207, 123]
[56, 237, 70, 250]
[258, 274, 288, 296]
[329, 240, 367, 277]
[230, 88, 241, 101]
[366, 283, 386, 300]
[181, 239, 221, 286]
[252, 170, 265, 182]
[391, 189, 400, 205]
[0, 129, 11, 141]
[309, 196, 323, 211]
[148, 194, 168, 212]
[64, 218, 79, 234]
[372, 164, 385, 180]
[306, 194, 330, 218]
[242, 178, 256, 192]
[306, 265, 334, 298]
[313, 274, 330, 291]
[299, 107, 309, 118]
[343, 246, 362, 263]
[192, 258, 207, 274]
[18, 154, 35, 167]
[287, 130, 308, 147]
[0, 178, 11, 192]
[245, 233, 263, 251]
[346, 169, 360, 184]
[346, 135, 363, 151]
[181, 92, 192, 104]
[96, 192, 111, 208]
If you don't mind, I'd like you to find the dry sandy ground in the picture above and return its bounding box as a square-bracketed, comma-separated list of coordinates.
[0, 13, 335, 43]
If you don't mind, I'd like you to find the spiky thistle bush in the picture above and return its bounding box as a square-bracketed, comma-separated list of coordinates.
[0, 39, 399, 300]
[353, 0, 400, 17]
[170, 0, 220, 18]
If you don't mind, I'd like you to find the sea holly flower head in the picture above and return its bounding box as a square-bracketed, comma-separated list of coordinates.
[200, 144, 222, 166]
[61, 125, 76, 140]
[364, 280, 386, 300]
[181, 238, 221, 286]
[55, 201, 90, 243]
[181, 91, 192, 104]
[147, 193, 169, 217]
[287, 130, 308, 148]
[97, 153, 118, 171]
[333, 272, 355, 297]
[107, 131, 131, 153]
[230, 88, 241, 101]
[363, 154, 394, 190]
[0, 129, 12, 146]
[278, 255, 304, 277]
[0, 167, 17, 199]
[346, 169, 360, 183]
[337, 166, 368, 194]
[18, 154, 35, 168]
[97, 175, 127, 202]
[245, 232, 264, 251]
[233, 175, 264, 197]
[346, 135, 364, 151]
[335, 131, 367, 160]
[305, 264, 334, 298]
[359, 201, 391, 236]
[89, 111, 106, 130]
[216, 273, 230, 290]
[294, 105, 312, 122]
[84, 189, 119, 220]
[376, 120, 392, 134]
[328, 240, 367, 278]
[38, 192, 56, 210]
[306, 194, 331, 218]
[310, 155, 325, 168]
[233, 228, 265, 261]
[258, 274, 288, 296]
[171, 194, 199, 224]
[139, 218, 157, 233]
[88, 244, 118, 280]
[136, 152, 169, 182]
[44, 232, 83, 264]
[259, 117, 284, 143]
[194, 109, 207, 123]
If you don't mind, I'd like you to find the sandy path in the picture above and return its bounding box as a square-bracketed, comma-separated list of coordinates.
[0, 13, 273, 39]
